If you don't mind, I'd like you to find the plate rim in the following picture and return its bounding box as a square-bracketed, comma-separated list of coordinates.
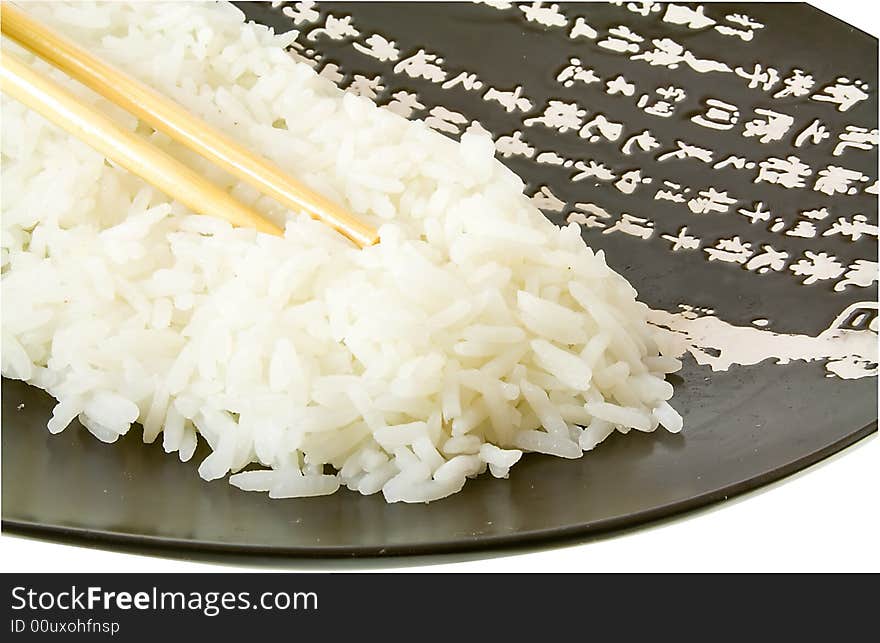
[3, 419, 875, 559]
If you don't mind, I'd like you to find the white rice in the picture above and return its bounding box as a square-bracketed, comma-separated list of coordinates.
[0, 2, 683, 503]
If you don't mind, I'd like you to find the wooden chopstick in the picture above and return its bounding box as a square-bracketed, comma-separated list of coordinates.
[0, 2, 378, 247]
[1, 53, 284, 236]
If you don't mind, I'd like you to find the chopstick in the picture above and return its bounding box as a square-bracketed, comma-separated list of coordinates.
[0, 2, 379, 247]
[1, 53, 284, 236]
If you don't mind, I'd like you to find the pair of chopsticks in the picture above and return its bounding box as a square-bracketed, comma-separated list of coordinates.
[0, 2, 378, 247]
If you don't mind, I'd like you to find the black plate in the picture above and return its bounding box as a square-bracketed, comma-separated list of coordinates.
[2, 2, 877, 557]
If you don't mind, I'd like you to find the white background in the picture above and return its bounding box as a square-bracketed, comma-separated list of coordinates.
[2, 1, 878, 573]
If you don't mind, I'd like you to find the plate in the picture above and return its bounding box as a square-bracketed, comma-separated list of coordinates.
[2, 2, 877, 557]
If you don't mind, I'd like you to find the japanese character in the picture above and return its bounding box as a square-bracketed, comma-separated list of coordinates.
[654, 181, 690, 203]
[352, 34, 400, 61]
[714, 155, 756, 170]
[715, 25, 754, 41]
[725, 13, 764, 29]
[598, 25, 643, 53]
[637, 96, 673, 118]
[661, 3, 715, 29]
[823, 214, 878, 242]
[483, 85, 533, 114]
[645, 102, 675, 118]
[688, 187, 737, 214]
[557, 58, 601, 88]
[634, 39, 731, 73]
[794, 119, 831, 147]
[307, 14, 360, 41]
[424, 106, 468, 134]
[833, 126, 879, 156]
[663, 3, 715, 29]
[393, 49, 447, 82]
[742, 108, 794, 143]
[345, 74, 384, 100]
[625, 2, 663, 17]
[621, 130, 660, 155]
[282, 1, 319, 25]
[567, 213, 607, 229]
[568, 203, 611, 229]
[705, 237, 754, 264]
[682, 53, 732, 73]
[442, 71, 484, 91]
[631, 38, 685, 68]
[774, 69, 815, 98]
[834, 260, 879, 292]
[579, 114, 624, 142]
[574, 203, 613, 219]
[289, 40, 321, 67]
[317, 62, 343, 84]
[812, 77, 870, 112]
[785, 220, 817, 238]
[661, 226, 700, 251]
[755, 156, 812, 189]
[530, 185, 566, 212]
[735, 64, 780, 91]
[495, 131, 535, 159]
[615, 169, 650, 194]
[637, 87, 685, 119]
[523, 100, 585, 132]
[572, 160, 615, 182]
[768, 218, 787, 233]
[801, 207, 830, 220]
[569, 16, 598, 40]
[603, 214, 654, 239]
[536, 151, 569, 166]
[813, 165, 869, 196]
[737, 202, 771, 224]
[657, 140, 714, 163]
[383, 91, 424, 119]
[691, 99, 740, 130]
[474, 0, 514, 8]
[520, 2, 568, 27]
[606, 75, 635, 96]
[745, 245, 789, 273]
[657, 86, 687, 102]
[789, 251, 846, 284]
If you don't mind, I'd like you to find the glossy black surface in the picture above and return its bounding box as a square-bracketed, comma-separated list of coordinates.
[3, 362, 875, 556]
[2, 3, 877, 557]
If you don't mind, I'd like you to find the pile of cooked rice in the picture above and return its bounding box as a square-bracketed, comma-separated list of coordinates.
[1, 2, 682, 503]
